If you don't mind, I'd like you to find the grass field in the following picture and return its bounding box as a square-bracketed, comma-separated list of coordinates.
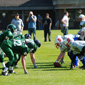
[0, 30, 85, 85]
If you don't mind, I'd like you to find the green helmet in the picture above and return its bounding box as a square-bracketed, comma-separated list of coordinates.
[7, 24, 17, 33]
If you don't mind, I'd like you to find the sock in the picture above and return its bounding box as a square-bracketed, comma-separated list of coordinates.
[1, 62, 6, 68]
[3, 67, 8, 72]
[73, 57, 79, 66]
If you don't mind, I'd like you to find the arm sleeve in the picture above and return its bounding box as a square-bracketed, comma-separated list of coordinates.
[6, 31, 13, 40]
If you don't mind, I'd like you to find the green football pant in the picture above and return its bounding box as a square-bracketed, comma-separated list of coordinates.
[1, 44, 15, 68]
[11, 54, 19, 67]
[0, 50, 4, 62]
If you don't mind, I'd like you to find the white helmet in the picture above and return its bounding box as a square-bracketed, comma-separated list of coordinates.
[64, 38, 74, 47]
[79, 14, 85, 18]
[79, 14, 85, 22]
[55, 35, 63, 48]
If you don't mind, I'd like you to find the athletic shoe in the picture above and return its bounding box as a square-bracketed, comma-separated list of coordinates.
[34, 64, 37, 68]
[24, 70, 28, 74]
[1, 71, 9, 76]
[8, 70, 16, 74]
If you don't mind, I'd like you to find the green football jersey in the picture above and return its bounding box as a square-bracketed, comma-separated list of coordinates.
[14, 34, 25, 40]
[25, 39, 38, 53]
[1, 38, 29, 56]
[0, 30, 13, 46]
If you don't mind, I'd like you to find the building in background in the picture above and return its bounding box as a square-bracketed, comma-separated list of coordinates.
[0, 0, 85, 30]
[0, 0, 55, 30]
[53, 0, 85, 29]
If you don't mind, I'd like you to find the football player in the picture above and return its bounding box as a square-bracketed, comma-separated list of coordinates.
[54, 35, 79, 67]
[1, 37, 29, 76]
[25, 34, 41, 68]
[0, 24, 17, 69]
[64, 38, 85, 69]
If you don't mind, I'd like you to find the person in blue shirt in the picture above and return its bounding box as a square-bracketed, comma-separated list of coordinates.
[26, 11, 37, 40]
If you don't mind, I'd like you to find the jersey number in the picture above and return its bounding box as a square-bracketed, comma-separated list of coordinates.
[14, 40, 22, 46]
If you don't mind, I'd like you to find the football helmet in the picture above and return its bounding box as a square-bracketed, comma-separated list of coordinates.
[55, 35, 63, 49]
[78, 14, 85, 22]
[7, 24, 17, 33]
[64, 38, 74, 48]
[25, 34, 31, 39]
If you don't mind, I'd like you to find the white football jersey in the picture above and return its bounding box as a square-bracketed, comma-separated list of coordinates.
[62, 34, 80, 40]
[71, 41, 85, 54]
[60, 41, 70, 52]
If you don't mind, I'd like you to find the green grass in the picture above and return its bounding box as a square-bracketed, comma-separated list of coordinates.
[0, 30, 85, 85]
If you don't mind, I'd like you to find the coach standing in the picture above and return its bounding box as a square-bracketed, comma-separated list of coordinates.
[61, 11, 70, 35]
[43, 13, 52, 42]
[11, 13, 24, 36]
[26, 11, 37, 40]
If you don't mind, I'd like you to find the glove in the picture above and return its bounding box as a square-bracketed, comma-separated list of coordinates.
[24, 70, 28, 74]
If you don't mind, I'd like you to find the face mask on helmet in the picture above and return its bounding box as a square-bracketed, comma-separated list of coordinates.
[55, 43, 61, 49]
[55, 36, 63, 49]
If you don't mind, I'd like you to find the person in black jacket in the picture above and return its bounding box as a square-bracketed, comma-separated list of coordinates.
[43, 13, 52, 42]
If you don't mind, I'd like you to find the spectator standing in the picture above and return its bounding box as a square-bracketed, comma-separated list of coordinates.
[11, 13, 24, 37]
[26, 11, 37, 40]
[43, 13, 52, 42]
[38, 14, 43, 30]
[61, 11, 70, 35]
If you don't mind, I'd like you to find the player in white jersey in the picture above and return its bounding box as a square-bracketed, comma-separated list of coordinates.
[64, 38, 85, 69]
[56, 34, 79, 64]
[78, 27, 85, 40]
[54, 35, 79, 67]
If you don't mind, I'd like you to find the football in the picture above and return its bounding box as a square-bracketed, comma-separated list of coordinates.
[54, 62, 61, 67]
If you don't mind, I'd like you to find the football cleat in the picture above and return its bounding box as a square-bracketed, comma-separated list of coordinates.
[34, 64, 37, 68]
[1, 71, 9, 76]
[8, 70, 16, 74]
[24, 70, 28, 74]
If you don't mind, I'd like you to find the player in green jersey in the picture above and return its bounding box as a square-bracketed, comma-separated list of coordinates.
[0, 24, 17, 69]
[25, 34, 41, 68]
[1, 38, 29, 76]
[13, 34, 25, 67]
